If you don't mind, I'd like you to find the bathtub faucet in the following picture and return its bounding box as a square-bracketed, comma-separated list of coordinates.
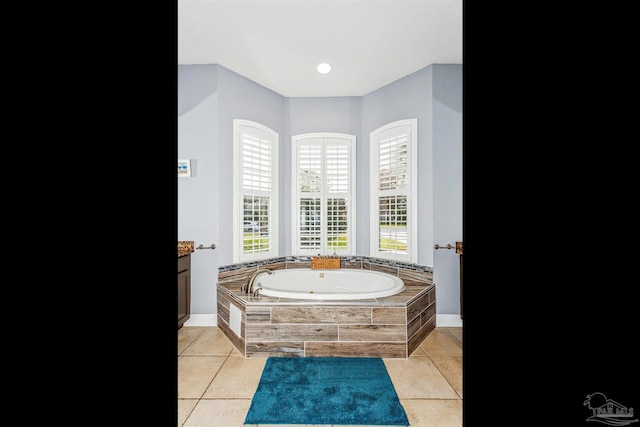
[242, 269, 273, 295]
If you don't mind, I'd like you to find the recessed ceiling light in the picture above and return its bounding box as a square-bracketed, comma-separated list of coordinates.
[317, 63, 332, 74]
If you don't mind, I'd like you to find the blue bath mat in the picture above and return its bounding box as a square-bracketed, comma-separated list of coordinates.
[244, 356, 409, 425]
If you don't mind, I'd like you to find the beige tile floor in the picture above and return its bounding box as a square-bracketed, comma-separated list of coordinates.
[178, 326, 462, 427]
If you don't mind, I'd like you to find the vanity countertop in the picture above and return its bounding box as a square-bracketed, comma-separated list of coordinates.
[178, 241, 194, 257]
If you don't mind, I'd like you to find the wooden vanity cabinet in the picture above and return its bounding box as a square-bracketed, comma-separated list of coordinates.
[178, 254, 191, 329]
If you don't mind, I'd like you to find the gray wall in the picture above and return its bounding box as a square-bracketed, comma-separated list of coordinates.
[178, 65, 219, 315]
[178, 64, 286, 316]
[178, 63, 462, 319]
[284, 97, 362, 254]
[216, 66, 287, 266]
[432, 65, 463, 314]
[361, 66, 434, 266]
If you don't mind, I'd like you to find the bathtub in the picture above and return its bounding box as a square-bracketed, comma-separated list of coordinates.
[254, 268, 405, 300]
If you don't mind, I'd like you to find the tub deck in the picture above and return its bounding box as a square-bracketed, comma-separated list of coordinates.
[216, 261, 436, 358]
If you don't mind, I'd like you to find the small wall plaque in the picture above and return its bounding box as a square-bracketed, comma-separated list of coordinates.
[178, 159, 191, 177]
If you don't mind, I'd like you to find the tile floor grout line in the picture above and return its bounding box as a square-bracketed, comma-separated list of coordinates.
[179, 325, 462, 426]
[194, 348, 234, 401]
[426, 352, 462, 399]
[178, 331, 197, 426]
[178, 327, 207, 356]
[179, 328, 235, 425]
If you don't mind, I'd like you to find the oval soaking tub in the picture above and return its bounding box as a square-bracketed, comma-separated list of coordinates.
[254, 268, 405, 300]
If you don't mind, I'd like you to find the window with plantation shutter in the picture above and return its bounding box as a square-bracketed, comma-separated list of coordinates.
[233, 119, 279, 262]
[292, 133, 356, 256]
[370, 119, 417, 263]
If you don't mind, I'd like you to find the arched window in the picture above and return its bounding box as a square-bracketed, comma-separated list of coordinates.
[233, 119, 279, 262]
[370, 119, 417, 263]
[292, 133, 356, 256]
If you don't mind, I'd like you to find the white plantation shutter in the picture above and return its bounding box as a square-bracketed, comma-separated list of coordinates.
[298, 144, 322, 193]
[370, 119, 417, 263]
[326, 143, 349, 193]
[242, 134, 273, 191]
[233, 120, 279, 262]
[292, 133, 356, 256]
[299, 197, 321, 250]
[379, 133, 408, 191]
[325, 140, 350, 251]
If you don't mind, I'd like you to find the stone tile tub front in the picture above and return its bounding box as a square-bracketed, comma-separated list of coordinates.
[216, 256, 436, 358]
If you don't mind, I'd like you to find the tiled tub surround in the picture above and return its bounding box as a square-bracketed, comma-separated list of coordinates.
[216, 256, 436, 358]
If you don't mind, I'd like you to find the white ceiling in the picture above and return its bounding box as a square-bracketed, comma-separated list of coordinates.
[178, 0, 462, 98]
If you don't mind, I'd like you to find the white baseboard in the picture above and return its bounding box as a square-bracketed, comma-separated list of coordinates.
[436, 314, 463, 327]
[183, 314, 217, 327]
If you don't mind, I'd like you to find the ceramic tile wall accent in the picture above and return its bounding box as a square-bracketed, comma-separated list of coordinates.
[217, 269, 255, 285]
[342, 259, 363, 269]
[219, 255, 433, 274]
[372, 307, 407, 324]
[407, 288, 437, 354]
[408, 314, 436, 354]
[270, 306, 372, 324]
[246, 324, 340, 342]
[245, 305, 271, 323]
[305, 341, 407, 358]
[399, 268, 434, 285]
[339, 324, 406, 341]
[216, 287, 246, 352]
[367, 262, 399, 276]
[218, 257, 288, 273]
[407, 288, 434, 321]
[284, 260, 311, 269]
[218, 262, 287, 285]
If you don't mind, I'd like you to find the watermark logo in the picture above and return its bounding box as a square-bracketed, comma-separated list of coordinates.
[584, 392, 638, 425]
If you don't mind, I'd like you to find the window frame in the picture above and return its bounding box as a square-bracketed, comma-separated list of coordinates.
[369, 119, 418, 263]
[232, 119, 279, 263]
[291, 132, 356, 256]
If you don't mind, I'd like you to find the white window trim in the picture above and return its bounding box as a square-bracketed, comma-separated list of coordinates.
[232, 119, 279, 263]
[369, 119, 418, 263]
[291, 132, 356, 256]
